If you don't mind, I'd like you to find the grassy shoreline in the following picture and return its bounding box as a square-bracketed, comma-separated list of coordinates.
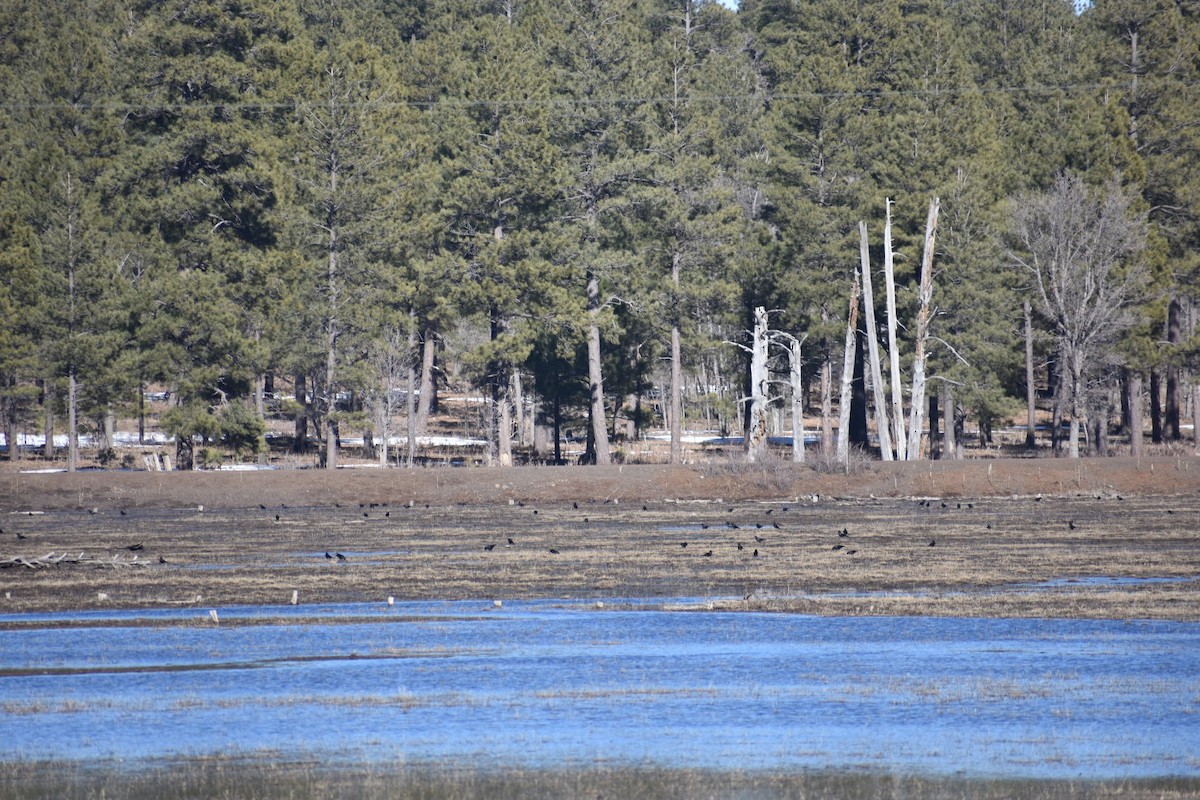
[4, 757, 1200, 800]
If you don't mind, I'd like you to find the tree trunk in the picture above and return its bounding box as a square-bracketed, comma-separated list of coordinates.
[586, 270, 611, 465]
[883, 200, 907, 459]
[1128, 371, 1144, 456]
[669, 253, 683, 464]
[1166, 298, 1182, 439]
[493, 370, 513, 467]
[837, 271, 862, 466]
[1193, 381, 1200, 454]
[68, 370, 78, 472]
[820, 352, 833, 458]
[1068, 351, 1083, 458]
[928, 393, 940, 460]
[941, 384, 956, 460]
[406, 323, 417, 467]
[850, 321, 868, 447]
[788, 336, 805, 464]
[41, 381, 52, 460]
[1148, 371, 1163, 439]
[1024, 299, 1037, 449]
[907, 197, 940, 461]
[414, 328, 437, 435]
[747, 306, 770, 462]
[512, 370, 528, 447]
[859, 221, 892, 460]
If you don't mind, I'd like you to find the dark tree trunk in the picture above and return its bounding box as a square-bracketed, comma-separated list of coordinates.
[849, 323, 869, 447]
[1166, 298, 1182, 439]
[1150, 368, 1163, 444]
[929, 393, 941, 460]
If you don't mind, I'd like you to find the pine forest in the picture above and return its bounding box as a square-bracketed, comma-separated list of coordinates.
[1, 0, 1199, 470]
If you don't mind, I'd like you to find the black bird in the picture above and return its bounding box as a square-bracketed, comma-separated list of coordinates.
[753, 549, 759, 557]
[583, 517, 589, 522]
[363, 512, 369, 518]
[507, 538, 515, 545]
[642, 505, 648, 511]
[275, 514, 280, 521]
[159, 555, 167, 564]
[127, 542, 144, 551]
[957, 502, 962, 509]
[765, 509, 772, 515]
[533, 509, 538, 515]
[259, 504, 267, 510]
[702, 550, 712, 557]
[772, 522, 781, 529]
[385, 511, 390, 517]
[968, 503, 974, 509]
[986, 523, 992, 530]
[680, 542, 688, 548]
[573, 501, 579, 509]
[325, 552, 334, 560]
[727, 522, 740, 530]
[701, 524, 710, 530]
[548, 548, 560, 554]
[781, 506, 789, 512]
[120, 510, 127, 516]
[16, 532, 26, 540]
[832, 544, 844, 551]
[928, 539, 936, 547]
[484, 544, 496, 551]
[838, 528, 849, 537]
[754, 535, 765, 543]
[940, 502, 947, 508]
[1069, 520, 1076, 530]
[846, 549, 857, 555]
[336, 552, 347, 562]
[755, 523, 764, 529]
[728, 507, 735, 513]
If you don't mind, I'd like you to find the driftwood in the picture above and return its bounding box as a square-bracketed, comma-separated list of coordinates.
[0, 552, 148, 570]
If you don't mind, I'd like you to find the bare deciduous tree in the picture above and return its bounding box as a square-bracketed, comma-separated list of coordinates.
[1011, 173, 1148, 458]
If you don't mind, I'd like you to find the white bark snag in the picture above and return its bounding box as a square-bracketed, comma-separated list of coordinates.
[837, 270, 862, 466]
[883, 199, 907, 459]
[859, 221, 893, 461]
[788, 336, 805, 463]
[906, 197, 939, 461]
[747, 306, 770, 463]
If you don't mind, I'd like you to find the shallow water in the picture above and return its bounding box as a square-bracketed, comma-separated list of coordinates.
[1, 600, 1197, 779]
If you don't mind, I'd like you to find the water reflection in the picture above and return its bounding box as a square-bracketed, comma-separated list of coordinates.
[1, 600, 1197, 779]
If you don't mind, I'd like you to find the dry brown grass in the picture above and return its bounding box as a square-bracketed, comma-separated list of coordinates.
[2, 459, 1198, 620]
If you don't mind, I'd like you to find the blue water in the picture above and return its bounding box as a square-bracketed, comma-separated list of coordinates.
[1, 600, 1197, 779]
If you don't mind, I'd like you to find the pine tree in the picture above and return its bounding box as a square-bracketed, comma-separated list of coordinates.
[117, 0, 303, 467]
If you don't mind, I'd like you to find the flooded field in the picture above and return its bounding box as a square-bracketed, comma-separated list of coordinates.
[2, 600, 1198, 780]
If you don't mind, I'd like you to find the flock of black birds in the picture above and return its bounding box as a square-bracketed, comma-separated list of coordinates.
[6, 492, 1150, 579]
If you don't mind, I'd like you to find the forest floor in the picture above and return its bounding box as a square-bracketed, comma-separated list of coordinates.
[2, 455, 1199, 620]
